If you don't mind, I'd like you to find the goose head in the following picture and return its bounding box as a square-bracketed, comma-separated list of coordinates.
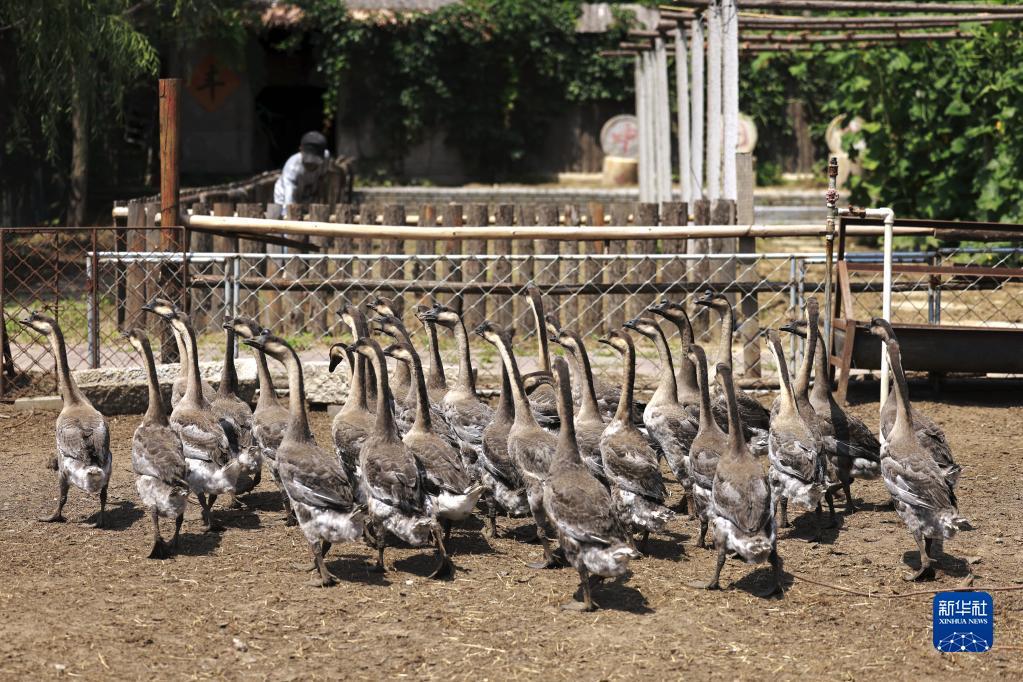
[417, 303, 460, 330]
[623, 316, 662, 342]
[141, 297, 178, 320]
[121, 327, 150, 355]
[647, 297, 688, 320]
[521, 370, 554, 396]
[694, 290, 728, 311]
[227, 316, 267, 339]
[543, 314, 561, 344]
[685, 342, 708, 368]
[243, 332, 293, 363]
[338, 304, 368, 338]
[327, 343, 351, 373]
[778, 318, 807, 338]
[868, 317, 896, 341]
[550, 328, 581, 355]
[18, 311, 57, 335]
[473, 320, 509, 348]
[370, 314, 406, 341]
[366, 297, 397, 318]
[381, 340, 416, 366]
[347, 336, 385, 363]
[597, 328, 634, 356]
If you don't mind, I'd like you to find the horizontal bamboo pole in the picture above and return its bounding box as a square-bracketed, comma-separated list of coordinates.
[741, 29, 972, 43]
[663, 0, 1023, 14]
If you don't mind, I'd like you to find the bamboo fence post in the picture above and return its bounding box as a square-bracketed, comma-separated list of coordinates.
[236, 203, 265, 319]
[689, 198, 712, 339]
[125, 200, 146, 332]
[607, 203, 631, 330]
[355, 202, 376, 311]
[308, 203, 332, 334]
[514, 204, 536, 326]
[285, 203, 306, 333]
[561, 204, 582, 330]
[632, 202, 659, 319]
[582, 202, 604, 335]
[144, 201, 162, 338]
[442, 204, 463, 308]
[265, 203, 285, 328]
[736, 153, 761, 377]
[416, 204, 437, 304]
[536, 205, 560, 322]
[660, 201, 688, 328]
[334, 203, 355, 328]
[380, 204, 407, 320]
[463, 203, 488, 330]
[492, 204, 514, 328]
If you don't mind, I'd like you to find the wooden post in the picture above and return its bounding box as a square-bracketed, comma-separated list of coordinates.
[562, 204, 581, 330]
[463, 203, 488, 330]
[736, 153, 761, 377]
[632, 202, 659, 320]
[689, 198, 711, 338]
[355, 203, 375, 310]
[581, 203, 604, 335]
[607, 203, 631, 330]
[237, 203, 265, 320]
[442, 204, 463, 308]
[711, 198, 737, 363]
[211, 202, 235, 333]
[125, 200, 146, 332]
[493, 204, 514, 328]
[158, 79, 183, 361]
[416, 204, 437, 303]
[265, 203, 285, 328]
[308, 203, 332, 334]
[514, 204, 536, 326]
[285, 203, 306, 333]
[334, 202, 355, 325]
[536, 205, 560, 323]
[661, 201, 688, 332]
[144, 202, 162, 340]
[381, 204, 407, 318]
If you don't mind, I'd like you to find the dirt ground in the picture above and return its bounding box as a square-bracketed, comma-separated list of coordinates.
[0, 392, 1021, 680]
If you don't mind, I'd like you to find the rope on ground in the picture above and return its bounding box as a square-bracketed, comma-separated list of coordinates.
[788, 571, 1023, 599]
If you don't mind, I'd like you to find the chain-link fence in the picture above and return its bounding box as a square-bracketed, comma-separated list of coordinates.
[6, 231, 1023, 398]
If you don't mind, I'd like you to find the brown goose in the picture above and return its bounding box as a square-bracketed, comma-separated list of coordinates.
[524, 285, 560, 429]
[868, 319, 960, 488]
[19, 313, 111, 526]
[476, 320, 562, 568]
[780, 300, 880, 515]
[415, 305, 449, 405]
[244, 332, 366, 587]
[125, 329, 188, 558]
[419, 303, 494, 479]
[879, 336, 963, 581]
[542, 357, 639, 612]
[690, 363, 782, 597]
[765, 329, 826, 530]
[141, 297, 215, 408]
[647, 298, 702, 409]
[476, 326, 530, 537]
[331, 305, 376, 481]
[544, 314, 621, 417]
[366, 297, 411, 401]
[383, 341, 484, 541]
[350, 337, 454, 579]
[695, 291, 771, 452]
[598, 329, 673, 552]
[685, 344, 727, 549]
[625, 316, 699, 506]
[211, 324, 262, 499]
[230, 316, 293, 523]
[549, 327, 607, 485]
[143, 299, 245, 531]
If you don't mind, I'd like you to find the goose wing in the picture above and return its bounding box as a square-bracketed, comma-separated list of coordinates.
[600, 427, 667, 501]
[407, 433, 470, 494]
[171, 406, 231, 466]
[545, 470, 623, 546]
[443, 398, 493, 446]
[132, 424, 187, 486]
[828, 409, 881, 462]
[278, 446, 357, 511]
[252, 406, 289, 456]
[56, 409, 110, 467]
[360, 441, 425, 513]
[713, 464, 773, 534]
[882, 449, 957, 512]
[768, 425, 821, 483]
[479, 424, 522, 487]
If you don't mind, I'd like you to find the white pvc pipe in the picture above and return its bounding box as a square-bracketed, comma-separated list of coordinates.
[635, 55, 648, 203]
[655, 36, 673, 205]
[690, 16, 705, 201]
[706, 1, 723, 202]
[722, 0, 739, 200]
[675, 28, 691, 205]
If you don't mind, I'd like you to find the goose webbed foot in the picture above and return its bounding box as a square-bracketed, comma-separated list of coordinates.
[284, 514, 298, 527]
[697, 519, 709, 549]
[689, 545, 727, 590]
[94, 485, 108, 528]
[371, 546, 387, 574]
[148, 539, 171, 560]
[563, 568, 597, 612]
[39, 513, 66, 523]
[756, 549, 784, 599]
[308, 573, 338, 588]
[903, 535, 935, 582]
[777, 497, 791, 528]
[429, 556, 455, 580]
[842, 481, 858, 514]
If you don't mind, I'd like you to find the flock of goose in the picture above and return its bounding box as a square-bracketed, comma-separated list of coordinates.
[18, 286, 969, 610]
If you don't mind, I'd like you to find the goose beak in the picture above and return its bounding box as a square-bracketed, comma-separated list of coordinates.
[623, 318, 640, 332]
[140, 301, 155, 313]
[418, 308, 438, 323]
[778, 322, 796, 334]
[597, 335, 612, 347]
[120, 329, 132, 340]
[472, 323, 488, 338]
[242, 337, 265, 350]
[647, 299, 670, 314]
[17, 317, 32, 327]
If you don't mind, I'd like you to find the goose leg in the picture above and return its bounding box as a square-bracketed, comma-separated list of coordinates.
[429, 523, 455, 580]
[147, 509, 169, 560]
[902, 533, 935, 582]
[39, 472, 69, 523]
[824, 485, 839, 527]
[441, 518, 452, 545]
[777, 497, 790, 528]
[196, 493, 221, 533]
[562, 566, 597, 612]
[698, 518, 709, 549]
[369, 522, 387, 574]
[756, 548, 784, 598]
[689, 544, 727, 590]
[526, 490, 560, 569]
[485, 495, 498, 539]
[842, 479, 857, 514]
[307, 540, 337, 587]
[171, 513, 184, 550]
[95, 484, 108, 529]
[282, 493, 297, 526]
[639, 529, 650, 554]
[321, 540, 332, 561]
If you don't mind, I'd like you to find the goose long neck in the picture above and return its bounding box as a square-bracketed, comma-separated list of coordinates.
[570, 338, 601, 422]
[453, 319, 475, 394]
[721, 371, 745, 453]
[177, 320, 205, 406]
[425, 321, 446, 391]
[48, 326, 84, 405]
[810, 330, 831, 404]
[531, 302, 551, 372]
[773, 341, 797, 416]
[172, 326, 188, 380]
[406, 350, 432, 432]
[794, 317, 818, 401]
[695, 353, 715, 431]
[649, 327, 678, 404]
[672, 315, 699, 395]
[716, 303, 734, 369]
[612, 342, 636, 425]
[887, 340, 914, 431]
[555, 375, 580, 464]
[218, 329, 239, 397]
[367, 348, 400, 441]
[284, 348, 313, 442]
[494, 337, 538, 428]
[494, 360, 514, 423]
[140, 340, 167, 425]
[347, 345, 368, 412]
[253, 348, 279, 409]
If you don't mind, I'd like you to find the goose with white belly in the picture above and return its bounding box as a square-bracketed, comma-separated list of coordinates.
[331, 305, 377, 481]
[124, 329, 189, 558]
[549, 327, 607, 485]
[19, 313, 112, 527]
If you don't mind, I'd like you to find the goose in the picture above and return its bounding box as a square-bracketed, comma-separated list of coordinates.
[598, 329, 674, 552]
[542, 357, 639, 611]
[366, 297, 412, 401]
[765, 329, 827, 530]
[625, 316, 699, 507]
[230, 316, 293, 523]
[143, 299, 246, 531]
[19, 313, 112, 526]
[694, 291, 771, 452]
[685, 344, 727, 549]
[476, 326, 530, 537]
[780, 300, 880, 514]
[383, 341, 484, 541]
[544, 314, 621, 417]
[349, 336, 454, 579]
[690, 362, 782, 598]
[124, 329, 189, 558]
[879, 336, 963, 581]
[523, 285, 560, 429]
[211, 324, 262, 500]
[419, 303, 494, 479]
[331, 305, 377, 480]
[476, 320, 562, 568]
[142, 297, 216, 408]
[549, 327, 607, 484]
[647, 298, 702, 410]
[415, 305, 449, 405]
[868, 319, 960, 488]
[243, 332, 366, 587]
